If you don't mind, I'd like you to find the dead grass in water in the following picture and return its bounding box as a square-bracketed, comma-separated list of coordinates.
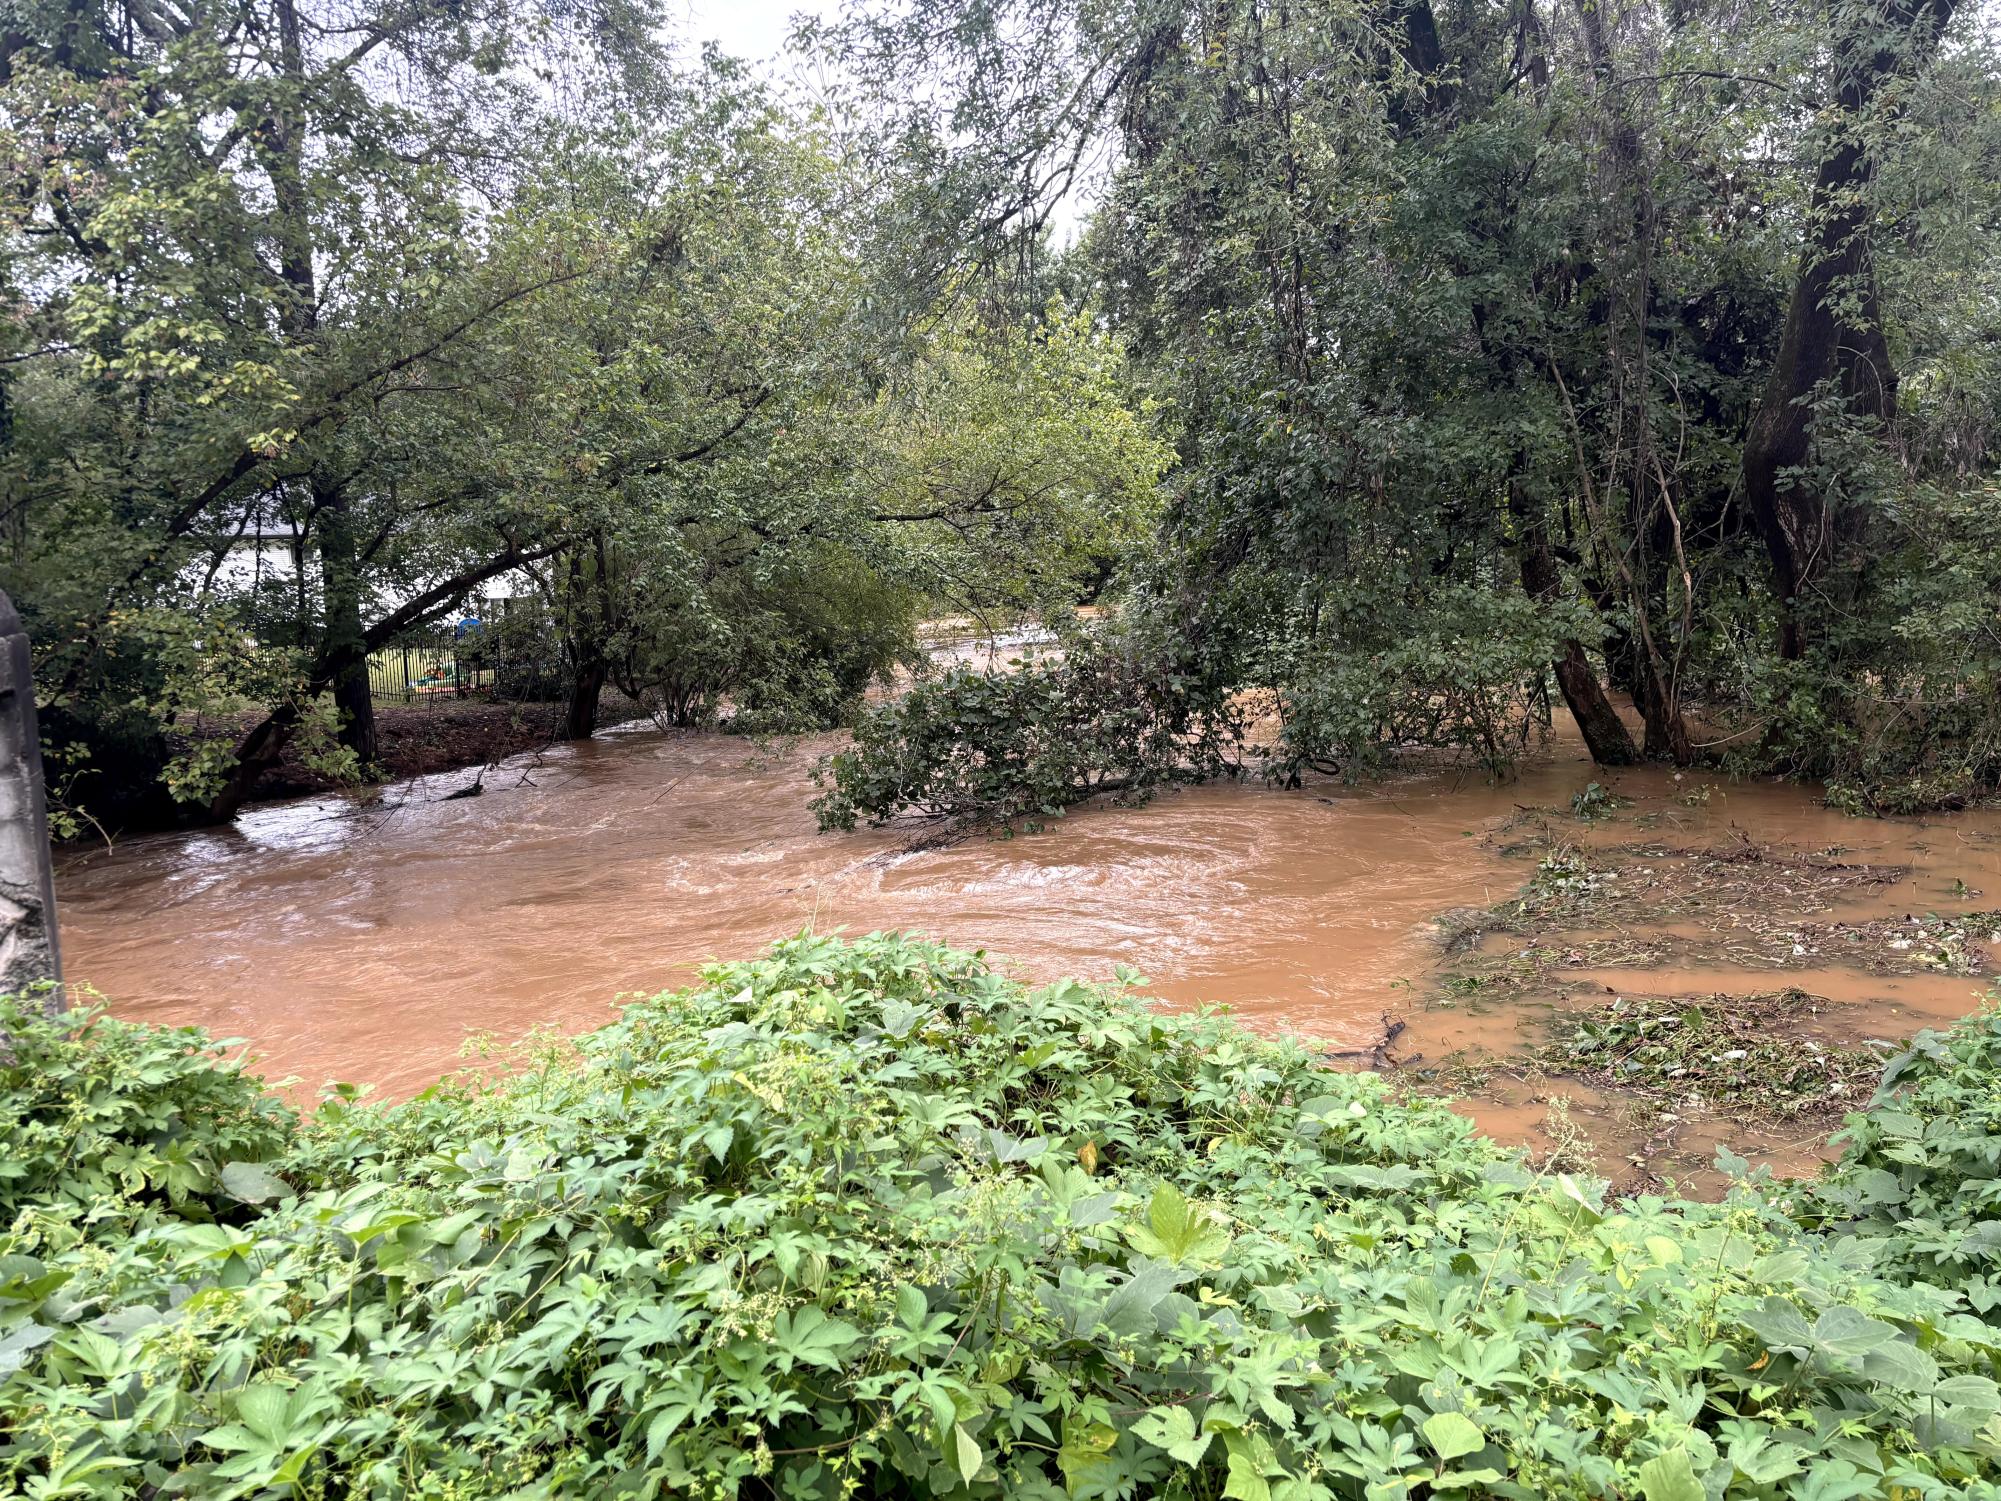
[1388, 803, 2001, 1196]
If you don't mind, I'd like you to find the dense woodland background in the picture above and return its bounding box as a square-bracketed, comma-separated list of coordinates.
[9, 10, 2001, 1499]
[3, 0, 1998, 834]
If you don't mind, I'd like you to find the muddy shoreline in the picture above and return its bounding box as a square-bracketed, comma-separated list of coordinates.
[1383, 801, 2000, 1194]
[178, 697, 653, 806]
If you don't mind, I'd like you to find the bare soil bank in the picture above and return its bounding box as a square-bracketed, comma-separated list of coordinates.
[181, 698, 646, 803]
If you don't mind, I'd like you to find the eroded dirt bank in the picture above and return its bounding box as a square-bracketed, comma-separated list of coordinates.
[57, 721, 2001, 1192]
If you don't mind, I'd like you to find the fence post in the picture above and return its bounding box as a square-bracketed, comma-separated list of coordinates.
[0, 588, 63, 1009]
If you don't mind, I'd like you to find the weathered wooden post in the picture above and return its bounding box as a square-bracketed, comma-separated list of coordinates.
[0, 587, 62, 1006]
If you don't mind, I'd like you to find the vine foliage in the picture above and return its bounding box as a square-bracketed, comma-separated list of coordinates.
[3, 938, 2001, 1498]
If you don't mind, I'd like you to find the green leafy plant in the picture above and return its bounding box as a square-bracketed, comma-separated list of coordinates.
[1569, 781, 1628, 820]
[3, 943, 2000, 1499]
[813, 627, 1245, 830]
[0, 998, 293, 1235]
[1275, 589, 1587, 781]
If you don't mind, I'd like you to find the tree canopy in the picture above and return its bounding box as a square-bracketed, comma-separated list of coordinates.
[5, 0, 2000, 833]
[814, 0, 2001, 825]
[2, 0, 1163, 829]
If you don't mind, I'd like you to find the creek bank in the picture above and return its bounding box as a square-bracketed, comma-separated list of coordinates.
[126, 622, 1041, 833]
[176, 698, 650, 807]
[1387, 800, 2001, 1194]
[13, 935, 2001, 1498]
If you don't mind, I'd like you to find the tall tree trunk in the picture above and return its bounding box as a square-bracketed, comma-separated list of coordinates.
[315, 475, 376, 766]
[1741, 0, 1957, 658]
[332, 658, 376, 764]
[249, 0, 387, 777]
[1512, 480, 1639, 765]
[207, 542, 569, 821]
[1568, 0, 1693, 763]
[205, 645, 374, 819]
[563, 657, 605, 741]
[206, 699, 305, 822]
[1633, 660, 1692, 762]
[1553, 638, 1638, 762]
[557, 534, 613, 741]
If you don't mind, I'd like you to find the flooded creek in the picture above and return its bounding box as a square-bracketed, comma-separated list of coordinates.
[56, 719, 2001, 1189]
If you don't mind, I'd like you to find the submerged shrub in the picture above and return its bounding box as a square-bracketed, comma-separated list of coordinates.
[813, 629, 1244, 830]
[1, 939, 1999, 1499]
[1274, 589, 1592, 781]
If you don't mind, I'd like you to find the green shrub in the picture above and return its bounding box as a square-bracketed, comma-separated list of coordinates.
[0, 998, 294, 1236]
[813, 633, 1244, 831]
[1273, 589, 1595, 781]
[1803, 1011, 2001, 1283]
[1, 939, 1999, 1499]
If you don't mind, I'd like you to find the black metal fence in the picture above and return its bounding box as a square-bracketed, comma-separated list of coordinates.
[365, 600, 569, 707]
[366, 641, 480, 704]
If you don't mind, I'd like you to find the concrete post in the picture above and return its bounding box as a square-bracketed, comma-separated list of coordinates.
[0, 588, 62, 1007]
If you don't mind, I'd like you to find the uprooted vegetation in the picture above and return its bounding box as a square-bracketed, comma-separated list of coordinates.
[1431, 989, 1890, 1130]
[5, 933, 2001, 1500]
[812, 630, 1248, 833]
[1445, 828, 1999, 982]
[1402, 806, 2001, 1187]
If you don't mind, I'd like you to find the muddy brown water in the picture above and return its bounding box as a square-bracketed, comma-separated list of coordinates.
[56, 719, 2001, 1184]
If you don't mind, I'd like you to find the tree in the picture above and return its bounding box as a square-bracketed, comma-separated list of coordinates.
[4, 4, 1171, 827]
[814, 0, 2001, 818]
[1739, 0, 1960, 659]
[540, 289, 1173, 740]
[0, 0, 666, 823]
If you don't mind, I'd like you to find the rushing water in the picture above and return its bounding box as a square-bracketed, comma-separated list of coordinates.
[58, 717, 2001, 1121]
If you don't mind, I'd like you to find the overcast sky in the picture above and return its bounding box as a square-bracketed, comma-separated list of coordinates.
[672, 0, 1094, 244]
[679, 0, 828, 69]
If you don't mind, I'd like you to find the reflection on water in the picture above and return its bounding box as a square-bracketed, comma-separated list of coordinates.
[57, 722, 2001, 1123]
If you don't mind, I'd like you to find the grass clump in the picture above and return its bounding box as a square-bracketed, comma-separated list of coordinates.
[2, 935, 2001, 1499]
[1531, 990, 1887, 1127]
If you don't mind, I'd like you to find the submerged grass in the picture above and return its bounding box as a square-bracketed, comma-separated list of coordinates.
[1529, 989, 1888, 1129]
[3, 935, 2001, 1499]
[1410, 816, 2001, 1186]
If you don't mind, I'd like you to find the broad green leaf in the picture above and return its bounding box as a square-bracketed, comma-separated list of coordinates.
[1934, 1374, 2001, 1412]
[1133, 1405, 1212, 1466]
[1223, 1431, 1280, 1501]
[1636, 1448, 1702, 1501]
[1125, 1183, 1231, 1266]
[1421, 1412, 1484, 1461]
[1742, 1295, 1816, 1352]
[771, 1306, 859, 1370]
[1224, 1458, 1272, 1501]
[1725, 1429, 1804, 1485]
[1554, 1173, 1603, 1221]
[0, 1323, 55, 1376]
[1070, 1190, 1120, 1227]
[1431, 1468, 1505, 1491]
[1795, 1460, 1878, 1501]
[1099, 1262, 1183, 1338]
[1811, 1305, 1897, 1360]
[879, 999, 926, 1038]
[341, 1209, 427, 1248]
[1057, 1420, 1118, 1493]
[235, 1382, 293, 1444]
[1862, 1339, 1938, 1391]
[952, 1422, 981, 1484]
[220, 1160, 290, 1204]
[701, 1125, 734, 1164]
